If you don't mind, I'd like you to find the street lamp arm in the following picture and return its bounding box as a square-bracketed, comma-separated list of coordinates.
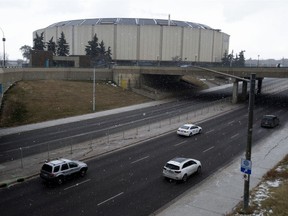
[0, 27, 5, 37]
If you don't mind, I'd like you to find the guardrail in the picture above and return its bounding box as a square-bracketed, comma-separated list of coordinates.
[0, 97, 238, 181]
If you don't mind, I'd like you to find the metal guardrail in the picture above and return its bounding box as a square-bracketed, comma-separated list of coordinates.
[0, 97, 234, 169]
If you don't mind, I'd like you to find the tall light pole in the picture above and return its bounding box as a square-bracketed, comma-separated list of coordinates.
[243, 73, 256, 212]
[257, 55, 260, 67]
[0, 27, 6, 68]
[93, 67, 96, 111]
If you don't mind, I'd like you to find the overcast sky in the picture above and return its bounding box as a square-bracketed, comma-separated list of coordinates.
[0, 0, 287, 60]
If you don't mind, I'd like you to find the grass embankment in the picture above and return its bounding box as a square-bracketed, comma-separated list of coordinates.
[0, 80, 152, 127]
[226, 154, 288, 215]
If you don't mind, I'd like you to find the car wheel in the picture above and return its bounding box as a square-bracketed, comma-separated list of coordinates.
[197, 166, 202, 174]
[198, 129, 202, 134]
[57, 176, 64, 185]
[79, 168, 87, 177]
[189, 132, 193, 137]
[182, 174, 188, 182]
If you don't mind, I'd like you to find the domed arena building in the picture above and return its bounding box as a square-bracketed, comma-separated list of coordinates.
[34, 18, 229, 65]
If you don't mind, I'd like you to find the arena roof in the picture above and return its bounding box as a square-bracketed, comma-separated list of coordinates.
[47, 18, 214, 30]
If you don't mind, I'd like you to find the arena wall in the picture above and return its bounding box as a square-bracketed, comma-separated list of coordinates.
[34, 19, 229, 63]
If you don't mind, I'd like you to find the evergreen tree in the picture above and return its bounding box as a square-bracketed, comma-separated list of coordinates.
[99, 40, 106, 55]
[222, 50, 245, 67]
[234, 54, 239, 66]
[85, 34, 99, 56]
[238, 50, 245, 67]
[221, 51, 230, 66]
[105, 46, 112, 61]
[33, 32, 46, 50]
[85, 34, 112, 66]
[228, 53, 234, 67]
[56, 32, 69, 56]
[47, 37, 56, 55]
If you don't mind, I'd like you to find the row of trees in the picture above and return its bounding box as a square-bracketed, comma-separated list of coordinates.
[20, 32, 112, 65]
[221, 50, 245, 67]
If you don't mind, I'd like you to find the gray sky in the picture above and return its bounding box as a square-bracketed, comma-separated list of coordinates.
[0, 0, 287, 60]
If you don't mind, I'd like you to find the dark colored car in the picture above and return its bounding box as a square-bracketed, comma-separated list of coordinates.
[40, 158, 88, 185]
[261, 115, 279, 128]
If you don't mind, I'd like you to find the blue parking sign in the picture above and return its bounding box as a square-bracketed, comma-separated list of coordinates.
[241, 158, 252, 174]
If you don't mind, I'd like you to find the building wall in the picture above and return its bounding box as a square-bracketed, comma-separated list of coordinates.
[182, 28, 200, 62]
[213, 31, 225, 62]
[74, 25, 94, 56]
[94, 25, 115, 59]
[34, 23, 229, 63]
[199, 29, 214, 62]
[139, 25, 161, 61]
[116, 25, 138, 60]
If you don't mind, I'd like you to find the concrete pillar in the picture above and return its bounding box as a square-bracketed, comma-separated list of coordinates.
[241, 81, 248, 100]
[232, 79, 239, 104]
[257, 78, 263, 94]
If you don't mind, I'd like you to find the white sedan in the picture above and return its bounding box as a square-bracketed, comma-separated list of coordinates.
[177, 124, 202, 137]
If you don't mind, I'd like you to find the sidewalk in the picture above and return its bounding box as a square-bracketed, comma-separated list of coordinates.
[154, 123, 288, 216]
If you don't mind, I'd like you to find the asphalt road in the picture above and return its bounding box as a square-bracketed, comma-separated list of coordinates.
[0, 99, 287, 216]
[0, 87, 230, 163]
[1, 78, 288, 216]
[1, 77, 287, 163]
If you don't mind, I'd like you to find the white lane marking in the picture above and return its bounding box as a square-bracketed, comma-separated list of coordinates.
[64, 179, 91, 191]
[131, 156, 150, 164]
[203, 146, 215, 153]
[231, 133, 239, 139]
[228, 120, 235, 125]
[174, 141, 187, 146]
[205, 129, 215, 134]
[97, 192, 124, 206]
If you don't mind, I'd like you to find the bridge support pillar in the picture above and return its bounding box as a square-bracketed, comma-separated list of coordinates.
[241, 81, 248, 100]
[257, 78, 263, 94]
[232, 79, 239, 104]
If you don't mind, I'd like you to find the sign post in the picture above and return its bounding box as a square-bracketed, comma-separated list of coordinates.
[243, 73, 256, 212]
[241, 158, 252, 175]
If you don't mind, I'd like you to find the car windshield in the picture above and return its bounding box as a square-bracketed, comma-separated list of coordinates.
[41, 164, 53, 173]
[180, 126, 190, 130]
[165, 163, 180, 170]
[262, 117, 273, 122]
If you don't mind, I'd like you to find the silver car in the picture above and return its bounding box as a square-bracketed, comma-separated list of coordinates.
[40, 158, 88, 185]
[163, 157, 202, 182]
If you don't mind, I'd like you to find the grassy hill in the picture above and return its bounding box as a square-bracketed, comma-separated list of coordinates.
[0, 80, 152, 127]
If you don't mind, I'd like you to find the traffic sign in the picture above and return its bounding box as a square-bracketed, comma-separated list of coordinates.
[241, 158, 252, 174]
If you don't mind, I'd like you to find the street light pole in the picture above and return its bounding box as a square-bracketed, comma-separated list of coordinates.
[0, 27, 6, 67]
[93, 67, 96, 111]
[243, 73, 256, 212]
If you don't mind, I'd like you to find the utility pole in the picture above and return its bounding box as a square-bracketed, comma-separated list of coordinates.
[93, 67, 96, 111]
[243, 73, 256, 212]
[0, 27, 6, 67]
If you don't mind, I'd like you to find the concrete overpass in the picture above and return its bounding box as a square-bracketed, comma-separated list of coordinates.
[1, 66, 288, 105]
[114, 66, 288, 103]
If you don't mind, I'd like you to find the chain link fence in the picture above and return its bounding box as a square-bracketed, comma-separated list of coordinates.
[0, 97, 238, 172]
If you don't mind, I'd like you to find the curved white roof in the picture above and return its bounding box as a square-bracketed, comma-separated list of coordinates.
[47, 18, 214, 30]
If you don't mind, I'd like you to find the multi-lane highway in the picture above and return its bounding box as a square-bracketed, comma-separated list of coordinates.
[1, 77, 287, 163]
[0, 84, 230, 163]
[0, 78, 288, 216]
